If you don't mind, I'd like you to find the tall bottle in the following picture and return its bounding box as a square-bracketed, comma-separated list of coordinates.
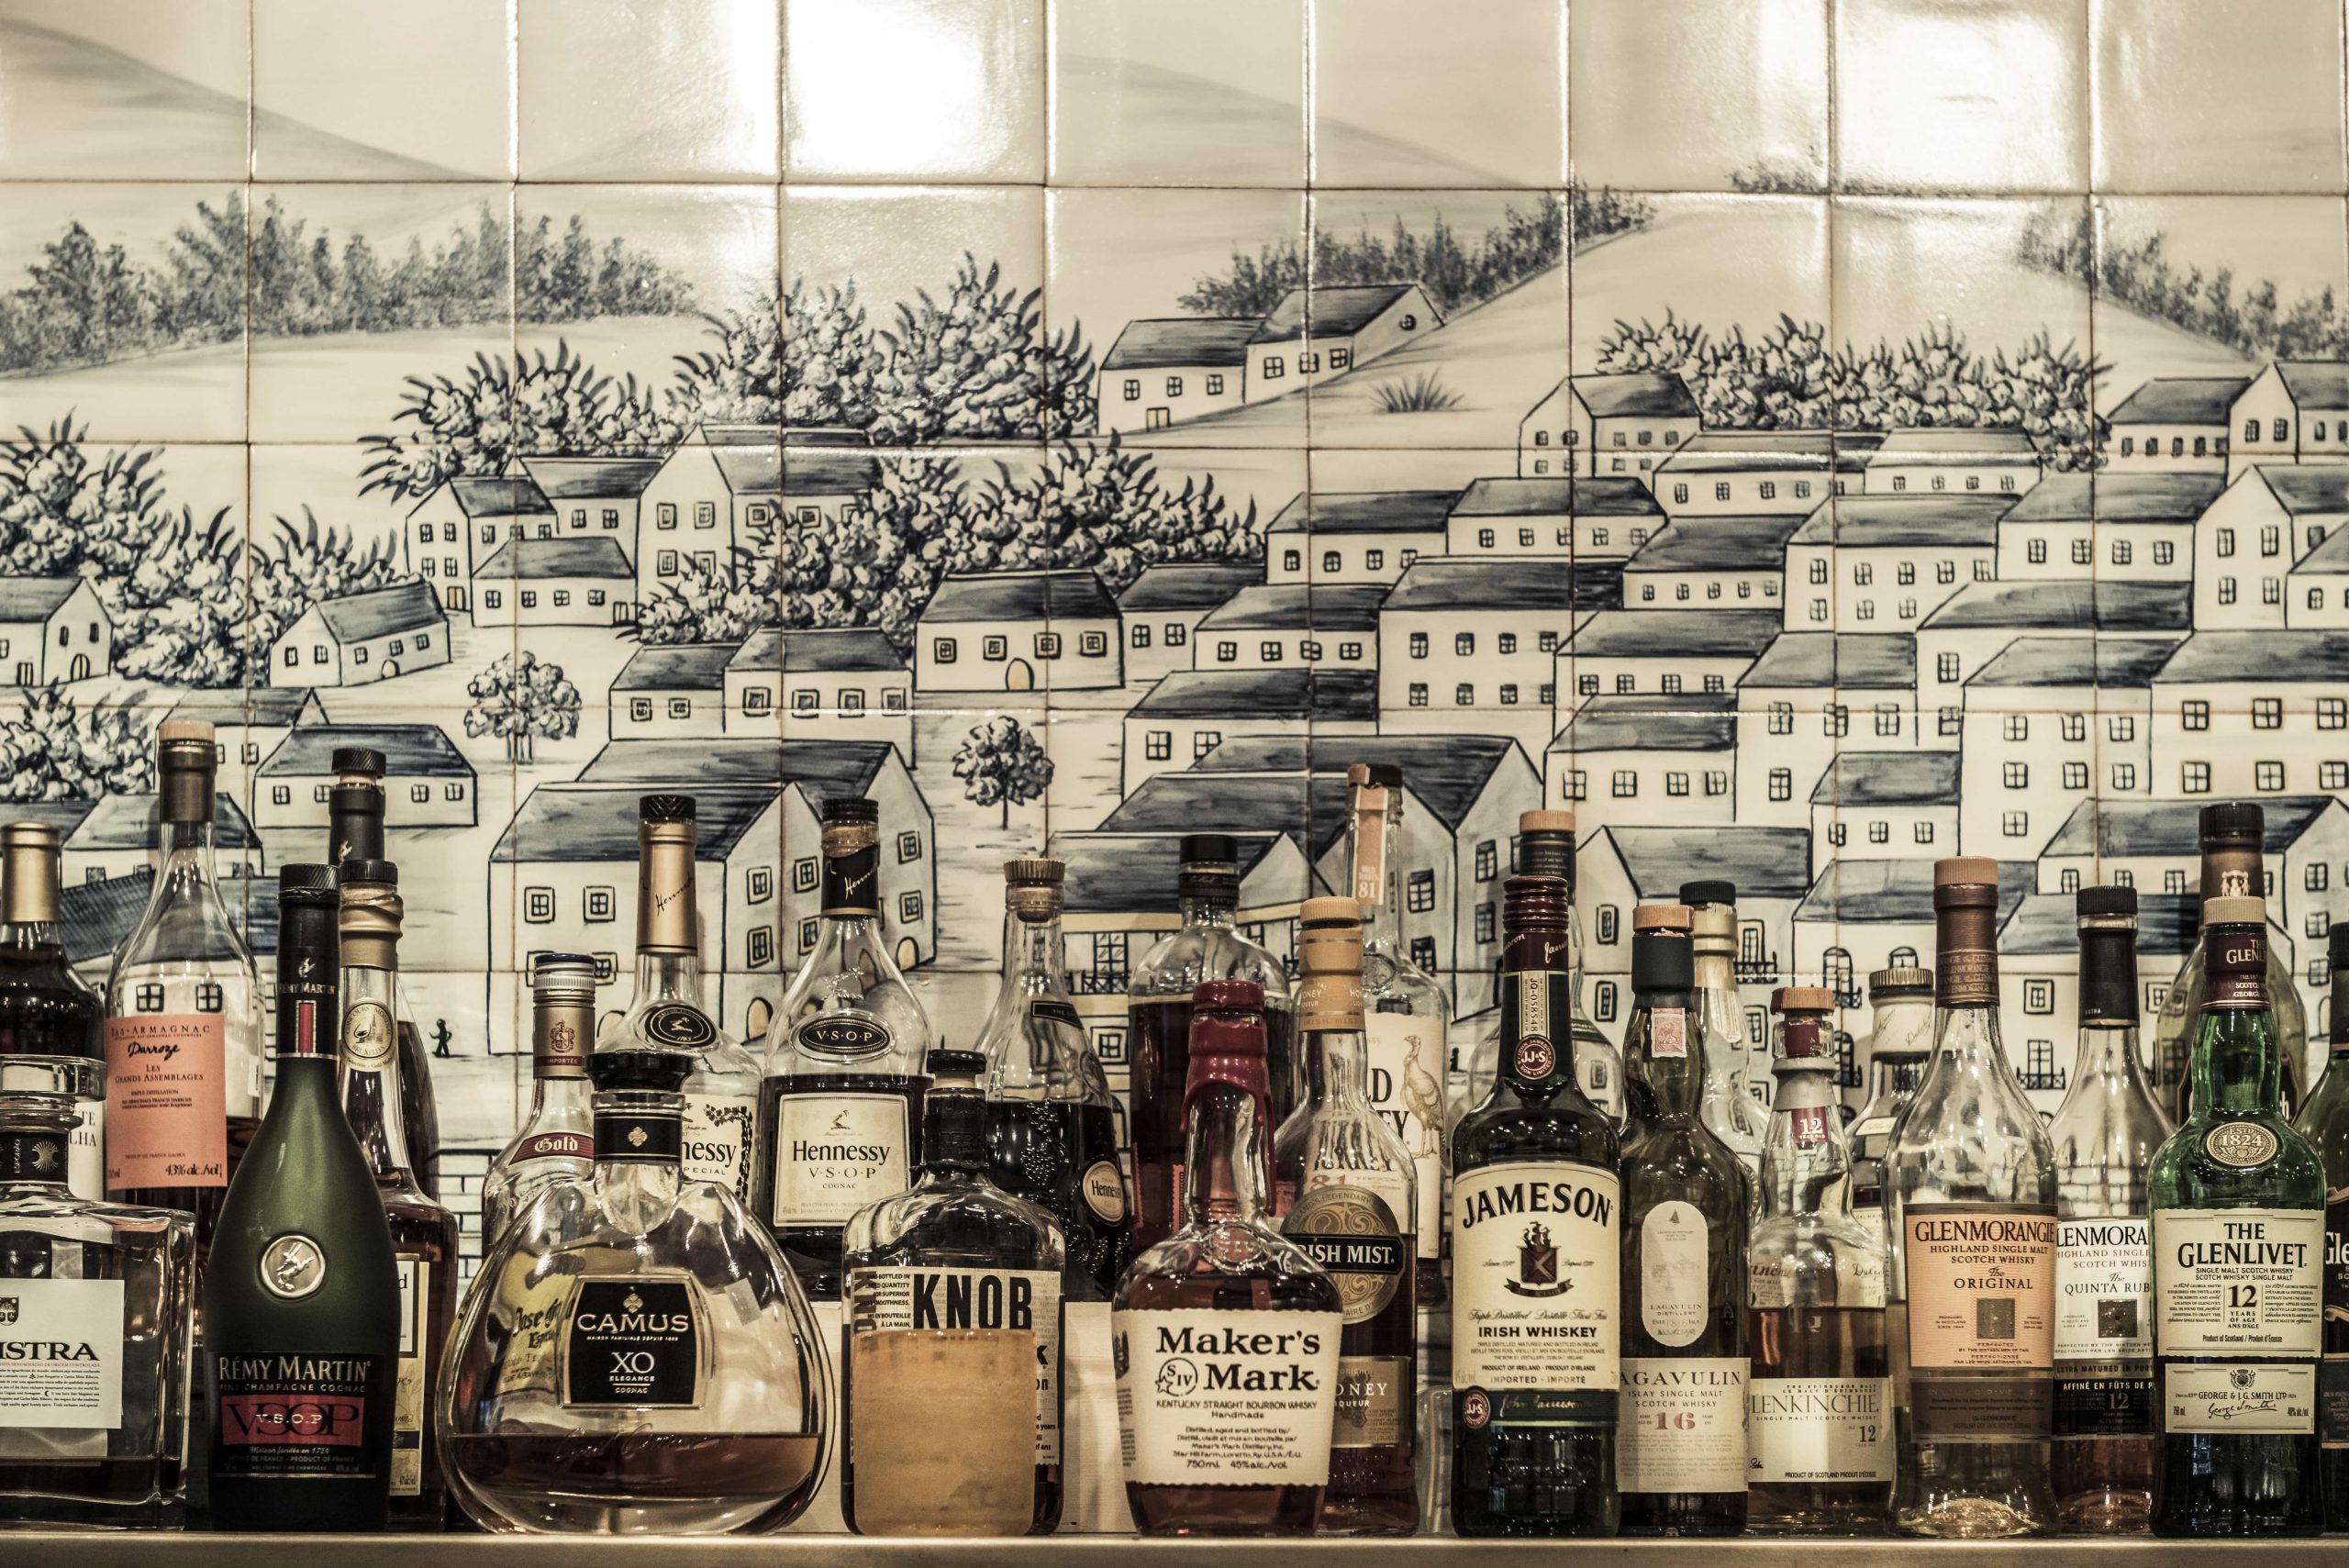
[1617, 903, 1749, 1534]
[1126, 834, 1297, 1252]
[2152, 804, 2310, 1119]
[1683, 880, 1764, 1194]
[0, 820, 106, 1199]
[1112, 979, 1343, 1537]
[974, 858, 1131, 1301]
[1271, 895, 1419, 1534]
[1850, 967, 1932, 1240]
[203, 865, 397, 1532]
[1885, 856, 2058, 1537]
[1746, 986, 1894, 1535]
[2298, 922, 2349, 1529]
[2047, 886, 2167, 1533]
[104, 721, 262, 1269]
[1451, 873, 1620, 1537]
[758, 795, 931, 1301]
[2150, 893, 2324, 1536]
[327, 748, 438, 1197]
[1468, 812, 1622, 1122]
[479, 952, 597, 1250]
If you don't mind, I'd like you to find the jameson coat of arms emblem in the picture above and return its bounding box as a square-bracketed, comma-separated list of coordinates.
[1505, 1222, 1570, 1299]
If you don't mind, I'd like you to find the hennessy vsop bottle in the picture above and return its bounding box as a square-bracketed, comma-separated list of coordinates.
[2152, 804, 2310, 1119]
[327, 748, 437, 1197]
[0, 820, 106, 1199]
[2296, 921, 2349, 1529]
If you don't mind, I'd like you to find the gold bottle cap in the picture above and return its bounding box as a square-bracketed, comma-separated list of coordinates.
[1632, 902, 1692, 933]
[1772, 984, 1835, 1013]
[1519, 808, 1575, 834]
[1297, 896, 1364, 1032]
[1933, 855, 1999, 888]
[1, 822, 60, 926]
[2205, 894, 2265, 925]
[1004, 857, 1064, 886]
[157, 718, 213, 744]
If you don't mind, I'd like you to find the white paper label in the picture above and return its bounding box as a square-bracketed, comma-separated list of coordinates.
[2054, 1216, 2153, 1361]
[681, 1090, 758, 1199]
[0, 1277, 123, 1429]
[1618, 1356, 1747, 1493]
[2163, 1362, 2317, 1435]
[392, 1258, 427, 1495]
[1640, 1200, 1711, 1347]
[770, 1093, 911, 1226]
[67, 1096, 103, 1203]
[1364, 1011, 1443, 1262]
[849, 1265, 1063, 1463]
[1112, 1307, 1341, 1487]
[1748, 1243, 1887, 1311]
[1747, 1376, 1894, 1484]
[1450, 1161, 1620, 1391]
[2154, 1208, 2323, 1356]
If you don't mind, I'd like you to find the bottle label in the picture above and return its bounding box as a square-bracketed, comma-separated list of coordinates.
[103, 1013, 228, 1191]
[562, 1277, 702, 1408]
[2162, 1362, 2317, 1435]
[1746, 1375, 1893, 1484]
[1332, 1353, 1410, 1448]
[1112, 1307, 1341, 1487]
[2324, 1184, 2349, 1449]
[391, 1259, 426, 1496]
[770, 1092, 910, 1227]
[1638, 1199, 1711, 1347]
[1080, 1159, 1127, 1224]
[1649, 1006, 1687, 1060]
[1450, 1161, 1620, 1421]
[848, 1265, 1063, 1464]
[1364, 1010, 1444, 1263]
[213, 1351, 385, 1477]
[1749, 1245, 1887, 1311]
[680, 1091, 758, 1199]
[595, 1107, 682, 1165]
[2052, 1216, 2154, 1437]
[535, 1008, 590, 1077]
[513, 1129, 594, 1163]
[2206, 928, 2267, 1009]
[1900, 1201, 2056, 1442]
[1282, 1184, 1408, 1325]
[0, 1277, 123, 1429]
[2153, 1207, 2323, 1355]
[640, 1002, 718, 1051]
[1617, 1356, 1747, 1494]
[66, 1096, 102, 1202]
[341, 999, 395, 1072]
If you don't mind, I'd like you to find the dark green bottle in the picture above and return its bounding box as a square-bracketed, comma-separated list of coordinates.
[2149, 895, 2323, 1537]
[203, 865, 399, 1532]
[2293, 921, 2349, 1529]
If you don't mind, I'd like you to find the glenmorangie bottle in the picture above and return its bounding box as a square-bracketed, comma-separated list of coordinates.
[2297, 922, 2349, 1529]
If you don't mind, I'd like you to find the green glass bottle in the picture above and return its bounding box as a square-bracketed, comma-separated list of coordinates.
[2149, 895, 2324, 1537]
[203, 865, 400, 1532]
[2291, 921, 2349, 1529]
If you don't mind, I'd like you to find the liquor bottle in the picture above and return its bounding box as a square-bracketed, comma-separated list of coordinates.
[204, 865, 398, 1532]
[1617, 903, 1749, 1534]
[2296, 922, 2349, 1529]
[2149, 893, 2324, 1536]
[599, 795, 762, 1205]
[441, 1026, 831, 1534]
[841, 1048, 1066, 1536]
[479, 952, 597, 1250]
[327, 748, 438, 1198]
[974, 858, 1130, 1301]
[758, 795, 931, 1301]
[104, 721, 262, 1269]
[1341, 763, 1450, 1308]
[1850, 967, 1932, 1240]
[1746, 986, 1894, 1535]
[2151, 804, 2310, 1120]
[1270, 895, 1418, 1534]
[2047, 886, 2167, 1533]
[1465, 812, 1622, 1122]
[333, 860, 457, 1528]
[1682, 880, 1764, 1192]
[1451, 873, 1620, 1537]
[1113, 979, 1343, 1536]
[1126, 835, 1298, 1252]
[1885, 856, 2058, 1537]
[0, 820, 106, 1199]
[0, 1062, 195, 1529]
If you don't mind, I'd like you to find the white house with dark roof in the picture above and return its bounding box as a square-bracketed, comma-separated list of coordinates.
[404, 475, 551, 611]
[1655, 431, 1843, 515]
[0, 576, 111, 686]
[1861, 428, 2042, 497]
[2103, 376, 2248, 472]
[254, 722, 475, 832]
[1784, 493, 2014, 633]
[163, 687, 328, 811]
[1116, 562, 1260, 685]
[518, 456, 665, 563]
[1565, 608, 1780, 706]
[1244, 283, 1440, 398]
[2288, 522, 2349, 626]
[1576, 825, 1812, 1024]
[471, 538, 633, 627]
[635, 426, 880, 617]
[1097, 318, 1256, 432]
[1915, 580, 2191, 731]
[1994, 472, 2221, 581]
[724, 628, 911, 750]
[1735, 632, 1918, 824]
[1809, 751, 1960, 874]
[1442, 478, 1575, 556]
[2151, 631, 2349, 801]
[1194, 583, 1385, 671]
[1961, 637, 2171, 851]
[2229, 361, 2349, 478]
[1120, 667, 1375, 793]
[1998, 891, 2201, 1106]
[1547, 692, 1737, 816]
[266, 579, 448, 687]
[1516, 373, 1700, 479]
[2194, 465, 2349, 628]
[611, 644, 734, 740]
[64, 791, 262, 884]
[916, 569, 1121, 693]
[1378, 558, 1587, 751]
[1264, 491, 1454, 584]
[1622, 518, 1799, 610]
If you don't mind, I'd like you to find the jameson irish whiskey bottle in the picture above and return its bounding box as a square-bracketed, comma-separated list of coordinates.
[2048, 886, 2167, 1533]
[1467, 813, 1622, 1118]
[759, 795, 931, 1301]
[2150, 894, 2324, 1536]
[841, 1049, 1066, 1536]
[1617, 904, 1749, 1534]
[1271, 896, 1418, 1534]
[1451, 873, 1620, 1537]
[1886, 856, 2057, 1537]
[2153, 805, 2310, 1119]
[204, 865, 398, 1532]
[327, 748, 438, 1198]
[1851, 967, 1932, 1237]
[1747, 987, 1893, 1534]
[2296, 922, 2349, 1529]
[478, 953, 597, 1250]
[0, 820, 106, 1199]
[1112, 980, 1343, 1536]
[1683, 881, 1764, 1190]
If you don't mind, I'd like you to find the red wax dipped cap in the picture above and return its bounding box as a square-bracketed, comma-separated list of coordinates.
[1185, 979, 1270, 1107]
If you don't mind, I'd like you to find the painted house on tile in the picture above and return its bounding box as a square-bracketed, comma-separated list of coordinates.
[1791, 859, 2032, 1011]
[0, 577, 111, 686]
[1861, 429, 2041, 497]
[518, 455, 664, 561]
[2102, 377, 2247, 472]
[1810, 751, 1960, 874]
[1264, 491, 1452, 584]
[915, 569, 1120, 693]
[1994, 472, 2218, 582]
[1549, 693, 1737, 816]
[65, 792, 262, 884]
[611, 644, 734, 739]
[1575, 825, 1812, 1015]
[2228, 361, 2349, 478]
[2149, 631, 2349, 801]
[1654, 433, 1843, 515]
[253, 723, 476, 832]
[1120, 667, 1375, 794]
[1998, 892, 2199, 1105]
[471, 538, 632, 626]
[635, 428, 879, 615]
[1442, 479, 1575, 556]
[726, 628, 911, 747]
[1516, 373, 1700, 479]
[1244, 283, 1440, 399]
[1194, 584, 1385, 671]
[1960, 638, 2168, 848]
[1732, 633, 1919, 826]
[1914, 581, 2191, 728]
[1785, 495, 2012, 634]
[1378, 559, 1585, 751]
[267, 579, 448, 687]
[163, 688, 329, 809]
[1566, 608, 1779, 706]
[1622, 517, 1800, 608]
[2192, 466, 2349, 628]
[1096, 318, 1255, 433]
[1115, 562, 1261, 685]
[404, 476, 551, 611]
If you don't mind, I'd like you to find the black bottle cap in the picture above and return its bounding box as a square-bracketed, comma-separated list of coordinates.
[2332, 923, 2349, 970]
[639, 794, 696, 824]
[278, 862, 338, 903]
[340, 857, 397, 886]
[926, 1048, 986, 1078]
[1678, 878, 1736, 907]
[2199, 801, 2264, 846]
[590, 1048, 693, 1095]
[2076, 884, 2135, 918]
[1353, 762, 1403, 790]
[331, 747, 387, 777]
[1631, 928, 1694, 994]
[821, 795, 879, 826]
[1179, 832, 1237, 865]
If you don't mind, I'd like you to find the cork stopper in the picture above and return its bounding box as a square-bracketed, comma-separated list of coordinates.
[1632, 902, 1692, 932]
[157, 719, 213, 745]
[2205, 894, 2264, 925]
[1297, 895, 1364, 1034]
[1519, 808, 1575, 835]
[157, 721, 217, 822]
[1772, 985, 1834, 1013]
[1773, 984, 1833, 1062]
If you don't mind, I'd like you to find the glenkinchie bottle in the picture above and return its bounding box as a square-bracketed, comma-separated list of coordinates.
[2297, 921, 2349, 1529]
[759, 795, 932, 1301]
[478, 953, 597, 1250]
[0, 820, 106, 1199]
[1683, 880, 1764, 1192]
[2150, 893, 2323, 1537]
[1746, 987, 1893, 1535]
[2048, 886, 2167, 1534]
[327, 748, 438, 1197]
[1850, 967, 1932, 1238]
[1271, 895, 1418, 1534]
[1885, 856, 2057, 1537]
[1617, 904, 1749, 1535]
[204, 865, 398, 1533]
[1451, 873, 1620, 1537]
[2152, 804, 2310, 1119]
[1112, 979, 1343, 1537]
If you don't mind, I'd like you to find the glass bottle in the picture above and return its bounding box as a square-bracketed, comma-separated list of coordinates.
[1467, 811, 1622, 1122]
[975, 858, 1130, 1302]
[2047, 886, 2167, 1534]
[2149, 894, 2324, 1537]
[1850, 967, 1932, 1241]
[0, 1066, 195, 1529]
[0, 821, 106, 1200]
[1885, 856, 2058, 1538]
[1683, 880, 1764, 1197]
[327, 747, 438, 1199]
[2151, 804, 2310, 1120]
[1617, 903, 1749, 1535]
[1747, 986, 1894, 1535]
[2297, 920, 2349, 1529]
[758, 795, 932, 1302]
[479, 953, 598, 1251]
[1112, 979, 1342, 1537]
[841, 1048, 1066, 1536]
[1451, 873, 1620, 1537]
[204, 865, 399, 1532]
[1270, 895, 1418, 1534]
[440, 1030, 831, 1534]
[334, 860, 457, 1529]
[1125, 834, 1298, 1253]
[104, 721, 262, 1272]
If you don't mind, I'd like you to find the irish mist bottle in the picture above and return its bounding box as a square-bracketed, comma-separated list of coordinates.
[0, 819, 105, 1199]
[479, 953, 598, 1251]
[2296, 920, 2349, 1529]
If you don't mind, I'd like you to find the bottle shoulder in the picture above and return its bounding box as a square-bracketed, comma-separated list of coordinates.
[1454, 1097, 1620, 1173]
[1116, 1219, 1345, 1314]
[841, 1180, 1067, 1271]
[1129, 927, 1294, 995]
[2150, 1113, 2330, 1205]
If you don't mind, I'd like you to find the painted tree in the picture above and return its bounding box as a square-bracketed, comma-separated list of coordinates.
[0, 685, 153, 802]
[464, 651, 583, 765]
[952, 715, 1052, 828]
[868, 254, 1096, 441]
[361, 343, 678, 499]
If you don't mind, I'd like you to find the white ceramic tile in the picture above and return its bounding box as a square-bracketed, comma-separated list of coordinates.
[1047, 0, 1307, 186]
[1835, 0, 2091, 195]
[1311, 0, 1565, 188]
[1568, 0, 1830, 194]
[254, 0, 517, 181]
[786, 0, 1045, 183]
[0, 0, 249, 179]
[2092, 0, 2349, 194]
[518, 0, 781, 182]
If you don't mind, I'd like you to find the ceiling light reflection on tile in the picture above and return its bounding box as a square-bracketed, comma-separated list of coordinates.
[787, 0, 1043, 182]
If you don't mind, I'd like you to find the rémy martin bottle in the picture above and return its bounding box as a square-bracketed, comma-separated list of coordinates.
[2295, 921, 2349, 1529]
[2150, 893, 2323, 1536]
[2152, 804, 2310, 1120]
[327, 747, 438, 1196]
[0, 819, 106, 1199]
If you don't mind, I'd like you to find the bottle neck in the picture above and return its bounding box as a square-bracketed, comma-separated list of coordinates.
[1625, 985, 1700, 1123]
[1303, 1025, 1373, 1107]
[2192, 924, 2283, 1115]
[0, 918, 65, 960]
[593, 1088, 685, 1176]
[1865, 1051, 1924, 1106]
[1495, 948, 1580, 1101]
[1691, 947, 1736, 995]
[1179, 892, 1237, 932]
[1001, 906, 1069, 995]
[1761, 1052, 1856, 1219]
[159, 819, 220, 895]
[2202, 842, 2261, 902]
[2330, 968, 2349, 1055]
[339, 962, 417, 1180]
[630, 948, 705, 1006]
[1182, 1081, 1268, 1226]
[821, 834, 880, 922]
[531, 996, 595, 1083]
[921, 1089, 991, 1174]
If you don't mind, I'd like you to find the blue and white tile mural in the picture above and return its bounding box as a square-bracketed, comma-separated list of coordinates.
[7, 0, 2349, 1253]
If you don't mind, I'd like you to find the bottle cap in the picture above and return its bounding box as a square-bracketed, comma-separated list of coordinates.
[331, 747, 386, 777]
[2076, 884, 2136, 919]
[0, 821, 58, 851]
[1502, 873, 1572, 937]
[1678, 878, 1735, 907]
[1772, 984, 1834, 1013]
[529, 952, 599, 993]
[278, 862, 338, 902]
[1178, 833, 1238, 866]
[1932, 855, 1999, 889]
[925, 1048, 986, 1079]
[1004, 857, 1063, 886]
[2199, 801, 2265, 846]
[1867, 966, 1932, 999]
[820, 795, 879, 826]
[1632, 902, 1692, 933]
[157, 719, 213, 746]
[639, 793, 696, 824]
[2205, 894, 2264, 925]
[1298, 894, 1361, 930]
[1631, 922, 1693, 994]
[1519, 808, 1575, 835]
[1184, 980, 1272, 1113]
[340, 857, 397, 886]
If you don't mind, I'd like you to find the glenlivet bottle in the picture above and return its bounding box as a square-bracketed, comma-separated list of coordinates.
[478, 953, 598, 1250]
[2296, 921, 2349, 1529]
[0, 820, 106, 1199]
[2152, 804, 2310, 1119]
[1683, 880, 1764, 1191]
[327, 748, 438, 1196]
[1850, 967, 1932, 1239]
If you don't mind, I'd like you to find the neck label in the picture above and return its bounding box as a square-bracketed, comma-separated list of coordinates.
[340, 999, 395, 1071]
[640, 1002, 716, 1051]
[1648, 1006, 1687, 1060]
[595, 1107, 683, 1165]
[0, 1128, 69, 1184]
[2205, 1121, 2280, 1169]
